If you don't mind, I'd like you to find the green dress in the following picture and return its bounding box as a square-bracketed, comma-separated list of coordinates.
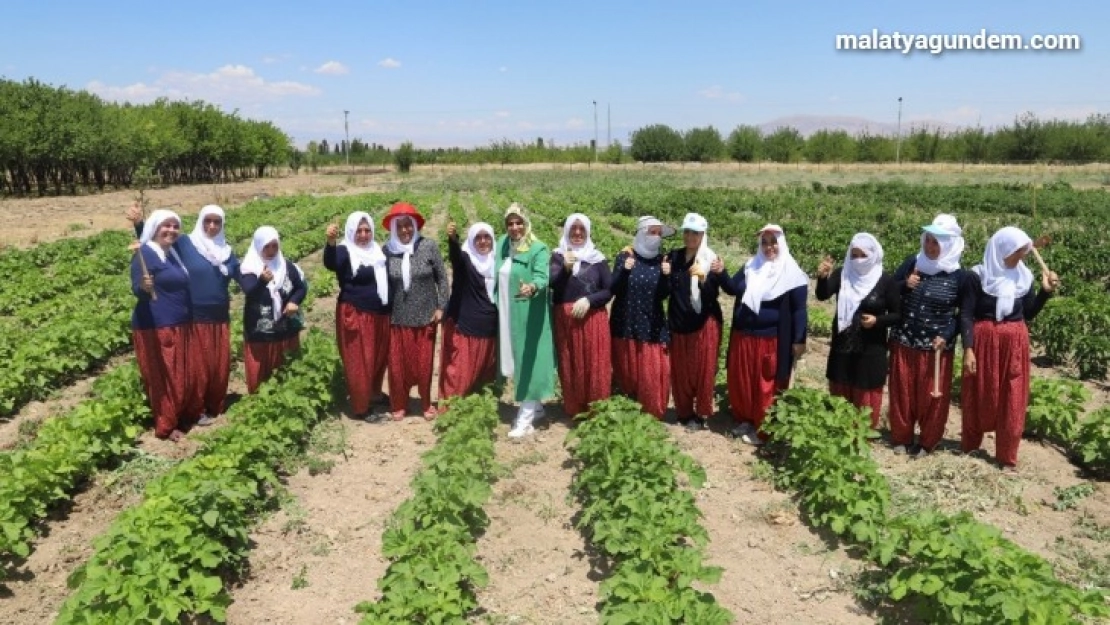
[495, 234, 556, 402]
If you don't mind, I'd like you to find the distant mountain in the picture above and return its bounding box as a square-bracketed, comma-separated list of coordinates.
[758, 115, 959, 137]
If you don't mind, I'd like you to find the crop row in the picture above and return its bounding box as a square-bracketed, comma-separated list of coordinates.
[354, 392, 499, 623]
[1025, 377, 1110, 477]
[762, 388, 1109, 623]
[55, 329, 341, 624]
[566, 396, 733, 624]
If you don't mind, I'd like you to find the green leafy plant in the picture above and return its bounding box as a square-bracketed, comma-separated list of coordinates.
[565, 396, 733, 624]
[354, 392, 499, 623]
[1026, 377, 1090, 445]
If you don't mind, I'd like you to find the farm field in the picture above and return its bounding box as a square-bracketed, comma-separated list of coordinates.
[1, 165, 1108, 624]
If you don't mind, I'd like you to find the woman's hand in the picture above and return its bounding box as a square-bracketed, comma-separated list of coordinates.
[792, 343, 806, 359]
[446, 221, 458, 241]
[710, 257, 725, 274]
[907, 268, 922, 290]
[141, 275, 154, 294]
[1042, 270, 1061, 293]
[624, 255, 635, 271]
[860, 314, 877, 329]
[326, 223, 339, 245]
[283, 302, 299, 317]
[963, 348, 977, 375]
[564, 251, 577, 266]
[432, 309, 443, 324]
[517, 283, 537, 298]
[817, 255, 833, 279]
[260, 266, 274, 283]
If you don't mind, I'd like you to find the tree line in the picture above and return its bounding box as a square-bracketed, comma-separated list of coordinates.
[310, 112, 1110, 170]
[0, 78, 291, 197]
[626, 113, 1110, 165]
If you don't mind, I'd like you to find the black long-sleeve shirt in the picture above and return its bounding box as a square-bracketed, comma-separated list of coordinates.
[664, 248, 724, 334]
[323, 244, 389, 314]
[890, 254, 969, 351]
[960, 271, 1052, 349]
[444, 237, 497, 338]
[239, 264, 307, 342]
[549, 252, 613, 308]
[815, 269, 901, 389]
[610, 251, 670, 343]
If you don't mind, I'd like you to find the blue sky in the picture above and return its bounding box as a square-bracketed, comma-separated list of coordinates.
[2, 0, 1105, 148]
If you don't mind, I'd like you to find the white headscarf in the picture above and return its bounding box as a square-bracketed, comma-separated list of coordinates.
[556, 213, 606, 276]
[464, 222, 496, 301]
[341, 211, 388, 305]
[681, 213, 717, 314]
[188, 204, 232, 275]
[386, 216, 422, 292]
[139, 209, 188, 272]
[241, 226, 287, 320]
[633, 216, 670, 259]
[837, 233, 884, 333]
[741, 225, 809, 315]
[973, 226, 1034, 321]
[916, 213, 965, 276]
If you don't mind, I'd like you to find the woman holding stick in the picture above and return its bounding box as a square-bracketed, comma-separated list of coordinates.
[960, 226, 1059, 471]
[815, 232, 901, 433]
[130, 210, 192, 441]
[888, 214, 968, 457]
[128, 203, 239, 426]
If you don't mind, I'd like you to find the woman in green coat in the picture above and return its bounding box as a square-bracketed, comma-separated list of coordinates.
[496, 202, 556, 439]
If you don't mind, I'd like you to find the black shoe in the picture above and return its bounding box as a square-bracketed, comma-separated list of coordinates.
[363, 410, 387, 424]
[683, 418, 706, 432]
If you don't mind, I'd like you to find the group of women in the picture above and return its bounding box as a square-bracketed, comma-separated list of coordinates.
[128, 200, 1060, 469]
[128, 204, 305, 441]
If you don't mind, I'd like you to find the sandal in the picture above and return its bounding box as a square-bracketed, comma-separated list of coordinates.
[422, 408, 439, 422]
[389, 410, 406, 422]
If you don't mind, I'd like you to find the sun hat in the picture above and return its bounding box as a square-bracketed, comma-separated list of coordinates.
[381, 202, 426, 231]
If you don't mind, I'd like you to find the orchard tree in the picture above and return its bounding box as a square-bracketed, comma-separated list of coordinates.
[727, 125, 762, 163]
[630, 124, 683, 162]
[683, 126, 725, 162]
[762, 126, 804, 163]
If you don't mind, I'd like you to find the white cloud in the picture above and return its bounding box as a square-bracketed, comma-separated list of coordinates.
[698, 85, 745, 103]
[315, 61, 349, 75]
[87, 64, 320, 106]
[494, 110, 510, 118]
[565, 117, 586, 129]
[378, 57, 401, 69]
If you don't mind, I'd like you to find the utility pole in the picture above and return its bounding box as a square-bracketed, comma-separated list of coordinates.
[592, 100, 598, 163]
[895, 97, 903, 165]
[344, 110, 351, 170]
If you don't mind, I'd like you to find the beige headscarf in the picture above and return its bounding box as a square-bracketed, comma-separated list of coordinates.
[505, 203, 537, 253]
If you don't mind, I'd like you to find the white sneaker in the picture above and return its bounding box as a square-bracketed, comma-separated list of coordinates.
[740, 433, 764, 446]
[891, 445, 908, 455]
[508, 424, 535, 439]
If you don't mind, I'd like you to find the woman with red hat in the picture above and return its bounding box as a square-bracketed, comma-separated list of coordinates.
[382, 202, 448, 421]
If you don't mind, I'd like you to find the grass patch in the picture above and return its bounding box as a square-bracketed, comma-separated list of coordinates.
[885, 452, 1029, 517]
[101, 451, 179, 498]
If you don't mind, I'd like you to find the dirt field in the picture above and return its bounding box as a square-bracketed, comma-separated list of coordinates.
[2, 166, 1107, 624]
